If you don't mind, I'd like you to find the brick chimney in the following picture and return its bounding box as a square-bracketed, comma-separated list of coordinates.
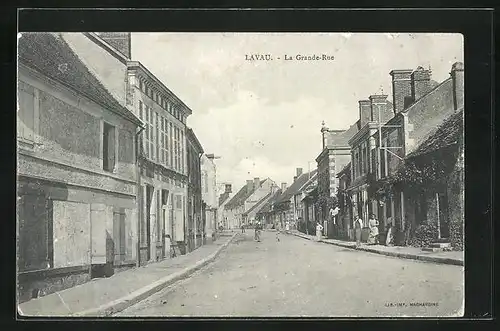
[95, 32, 131, 59]
[369, 94, 389, 123]
[253, 177, 260, 190]
[411, 66, 432, 101]
[390, 69, 413, 113]
[358, 100, 371, 128]
[296, 168, 303, 177]
[321, 126, 329, 149]
[246, 180, 253, 194]
[224, 184, 232, 193]
[281, 182, 287, 191]
[451, 62, 464, 110]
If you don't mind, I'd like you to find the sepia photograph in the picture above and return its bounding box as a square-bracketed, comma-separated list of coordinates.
[16, 31, 464, 318]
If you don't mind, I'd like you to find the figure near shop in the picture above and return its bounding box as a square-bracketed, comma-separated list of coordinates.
[353, 215, 363, 248]
[315, 222, 324, 241]
[367, 214, 379, 245]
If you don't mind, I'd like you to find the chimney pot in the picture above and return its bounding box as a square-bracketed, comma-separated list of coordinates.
[225, 184, 232, 193]
[390, 69, 413, 113]
[411, 67, 432, 101]
[369, 94, 389, 123]
[253, 177, 260, 189]
[281, 182, 287, 191]
[358, 100, 371, 128]
[296, 168, 303, 177]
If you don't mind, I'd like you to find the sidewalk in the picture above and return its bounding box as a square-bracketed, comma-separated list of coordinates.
[287, 230, 463, 266]
[18, 233, 237, 317]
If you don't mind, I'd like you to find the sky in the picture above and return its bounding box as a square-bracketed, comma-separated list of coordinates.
[131, 33, 463, 191]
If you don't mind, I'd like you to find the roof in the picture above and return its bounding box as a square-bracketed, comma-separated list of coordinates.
[275, 170, 318, 204]
[256, 189, 283, 215]
[186, 127, 204, 154]
[407, 109, 463, 159]
[224, 179, 267, 210]
[18, 33, 142, 127]
[243, 190, 274, 216]
[325, 123, 359, 148]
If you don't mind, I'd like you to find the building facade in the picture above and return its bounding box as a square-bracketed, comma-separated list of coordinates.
[186, 128, 204, 251]
[347, 95, 394, 229]
[316, 124, 358, 236]
[17, 33, 142, 302]
[127, 60, 191, 262]
[371, 63, 464, 246]
[201, 154, 218, 241]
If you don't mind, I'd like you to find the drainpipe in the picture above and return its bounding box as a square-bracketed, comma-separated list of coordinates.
[135, 125, 145, 267]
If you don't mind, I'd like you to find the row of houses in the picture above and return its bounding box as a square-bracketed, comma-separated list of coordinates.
[319, 62, 464, 249]
[220, 61, 464, 252]
[16, 32, 220, 303]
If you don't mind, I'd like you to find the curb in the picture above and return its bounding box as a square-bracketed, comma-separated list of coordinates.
[287, 231, 463, 266]
[74, 233, 237, 317]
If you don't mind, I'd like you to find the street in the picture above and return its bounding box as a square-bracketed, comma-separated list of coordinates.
[117, 231, 464, 317]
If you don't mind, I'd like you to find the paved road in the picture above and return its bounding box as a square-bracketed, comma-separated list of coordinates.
[116, 231, 464, 317]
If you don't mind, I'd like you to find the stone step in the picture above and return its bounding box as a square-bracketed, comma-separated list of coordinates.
[430, 242, 451, 248]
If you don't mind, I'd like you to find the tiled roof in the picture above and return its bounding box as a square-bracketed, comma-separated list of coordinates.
[326, 123, 359, 148]
[275, 170, 318, 204]
[407, 109, 463, 159]
[18, 33, 142, 126]
[243, 190, 274, 216]
[256, 189, 282, 215]
[224, 179, 266, 210]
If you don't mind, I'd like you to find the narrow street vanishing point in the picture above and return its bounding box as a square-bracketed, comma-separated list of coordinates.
[117, 231, 464, 317]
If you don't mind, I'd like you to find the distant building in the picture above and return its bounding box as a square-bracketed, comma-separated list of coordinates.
[17, 33, 142, 301]
[224, 178, 275, 228]
[217, 184, 234, 229]
[273, 169, 318, 230]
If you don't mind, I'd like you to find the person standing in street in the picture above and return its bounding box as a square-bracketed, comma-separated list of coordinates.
[385, 217, 394, 246]
[255, 221, 262, 242]
[354, 215, 363, 248]
[241, 223, 245, 233]
[315, 222, 324, 241]
[367, 214, 380, 245]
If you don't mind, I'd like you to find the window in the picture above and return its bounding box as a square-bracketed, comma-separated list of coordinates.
[18, 81, 35, 142]
[145, 85, 149, 97]
[180, 130, 184, 173]
[358, 146, 362, 176]
[139, 79, 143, 91]
[362, 145, 367, 175]
[103, 122, 116, 172]
[169, 122, 173, 166]
[139, 100, 144, 119]
[160, 116, 165, 165]
[155, 112, 159, 161]
[149, 108, 154, 160]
